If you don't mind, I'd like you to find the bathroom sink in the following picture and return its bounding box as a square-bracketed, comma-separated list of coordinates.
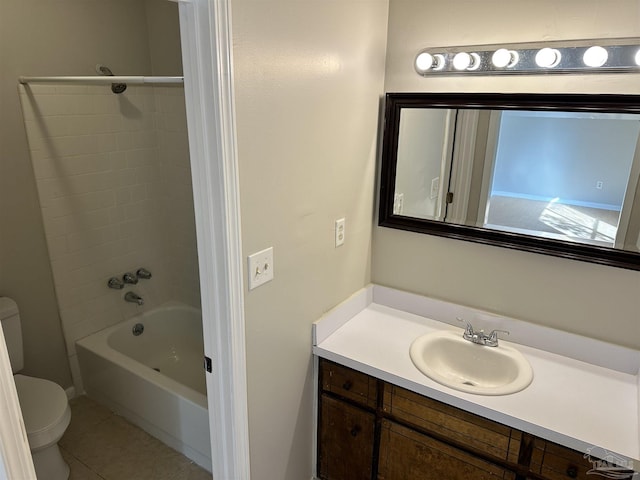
[409, 330, 533, 395]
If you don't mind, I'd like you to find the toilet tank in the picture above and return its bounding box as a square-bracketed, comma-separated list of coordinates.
[0, 297, 23, 373]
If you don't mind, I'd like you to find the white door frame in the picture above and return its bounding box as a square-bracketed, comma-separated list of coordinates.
[0, 2, 250, 477]
[0, 324, 36, 479]
[178, 1, 251, 479]
[447, 109, 479, 224]
[434, 109, 456, 221]
[477, 111, 502, 226]
[615, 128, 640, 249]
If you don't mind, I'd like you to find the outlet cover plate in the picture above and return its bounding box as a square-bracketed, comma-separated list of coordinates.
[335, 218, 345, 247]
[430, 177, 440, 199]
[248, 247, 274, 290]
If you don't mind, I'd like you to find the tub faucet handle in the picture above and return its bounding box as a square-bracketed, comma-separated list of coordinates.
[123, 272, 138, 285]
[136, 268, 152, 280]
[107, 277, 124, 289]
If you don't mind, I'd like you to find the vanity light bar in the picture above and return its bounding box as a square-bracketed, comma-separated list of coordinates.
[414, 39, 640, 75]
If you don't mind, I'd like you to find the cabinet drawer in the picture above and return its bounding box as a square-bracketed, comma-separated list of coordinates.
[383, 384, 521, 462]
[318, 394, 375, 480]
[320, 359, 377, 408]
[378, 419, 516, 480]
[530, 439, 636, 480]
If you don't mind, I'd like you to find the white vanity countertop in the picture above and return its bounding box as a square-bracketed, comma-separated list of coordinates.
[312, 285, 640, 464]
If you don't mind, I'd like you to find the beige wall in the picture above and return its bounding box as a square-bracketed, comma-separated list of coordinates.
[231, 0, 389, 478]
[374, 0, 640, 348]
[0, 0, 182, 389]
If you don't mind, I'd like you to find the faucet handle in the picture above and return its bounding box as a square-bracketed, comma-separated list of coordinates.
[107, 277, 124, 289]
[136, 268, 152, 280]
[489, 329, 510, 338]
[457, 317, 474, 337]
[487, 329, 510, 346]
[123, 272, 138, 285]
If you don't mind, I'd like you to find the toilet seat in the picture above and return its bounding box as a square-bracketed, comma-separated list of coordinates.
[13, 374, 71, 451]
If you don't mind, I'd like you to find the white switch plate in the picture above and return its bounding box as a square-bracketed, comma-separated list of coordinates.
[335, 218, 345, 247]
[247, 247, 274, 290]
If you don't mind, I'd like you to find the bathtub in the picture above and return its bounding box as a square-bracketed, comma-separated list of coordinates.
[76, 302, 211, 471]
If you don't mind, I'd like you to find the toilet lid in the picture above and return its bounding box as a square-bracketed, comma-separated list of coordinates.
[13, 374, 71, 449]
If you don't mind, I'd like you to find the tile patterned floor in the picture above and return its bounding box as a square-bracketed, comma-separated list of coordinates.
[60, 396, 211, 480]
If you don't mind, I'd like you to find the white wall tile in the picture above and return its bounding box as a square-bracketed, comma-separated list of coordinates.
[19, 86, 201, 367]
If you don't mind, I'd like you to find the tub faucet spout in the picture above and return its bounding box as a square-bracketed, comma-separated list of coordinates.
[124, 291, 144, 306]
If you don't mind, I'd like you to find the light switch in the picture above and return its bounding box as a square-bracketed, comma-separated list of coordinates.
[247, 247, 274, 290]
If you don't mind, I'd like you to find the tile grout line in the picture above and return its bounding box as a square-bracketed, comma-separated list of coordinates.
[60, 445, 108, 480]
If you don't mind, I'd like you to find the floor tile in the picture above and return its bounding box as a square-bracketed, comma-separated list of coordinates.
[60, 396, 112, 450]
[61, 396, 211, 480]
[61, 447, 104, 480]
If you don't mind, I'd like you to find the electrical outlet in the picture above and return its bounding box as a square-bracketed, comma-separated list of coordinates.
[393, 193, 404, 214]
[596, 181, 604, 189]
[247, 247, 274, 290]
[335, 218, 345, 247]
[430, 177, 440, 199]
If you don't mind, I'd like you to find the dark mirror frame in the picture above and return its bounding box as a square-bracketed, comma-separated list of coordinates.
[378, 92, 640, 271]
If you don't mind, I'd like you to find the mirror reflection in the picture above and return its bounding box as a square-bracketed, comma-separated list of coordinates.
[393, 107, 640, 252]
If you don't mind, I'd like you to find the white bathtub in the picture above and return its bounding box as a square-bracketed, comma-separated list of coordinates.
[76, 302, 211, 471]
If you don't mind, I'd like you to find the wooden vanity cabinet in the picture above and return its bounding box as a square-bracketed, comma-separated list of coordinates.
[317, 358, 636, 480]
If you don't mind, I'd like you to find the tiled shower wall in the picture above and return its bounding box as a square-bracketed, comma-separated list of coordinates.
[19, 83, 200, 392]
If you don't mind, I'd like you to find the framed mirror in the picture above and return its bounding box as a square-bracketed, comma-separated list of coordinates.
[378, 93, 640, 270]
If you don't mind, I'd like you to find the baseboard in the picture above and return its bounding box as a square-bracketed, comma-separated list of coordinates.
[65, 386, 76, 400]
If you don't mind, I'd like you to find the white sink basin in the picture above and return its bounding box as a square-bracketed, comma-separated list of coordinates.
[409, 330, 533, 395]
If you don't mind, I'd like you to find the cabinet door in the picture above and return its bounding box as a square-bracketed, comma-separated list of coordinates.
[378, 420, 516, 480]
[383, 384, 521, 462]
[318, 394, 375, 480]
[530, 438, 636, 480]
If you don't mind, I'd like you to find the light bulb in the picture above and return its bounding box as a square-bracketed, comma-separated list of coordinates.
[453, 52, 480, 71]
[535, 48, 561, 68]
[491, 49, 519, 68]
[634, 49, 640, 66]
[415, 52, 434, 73]
[453, 52, 471, 70]
[583, 46, 608, 67]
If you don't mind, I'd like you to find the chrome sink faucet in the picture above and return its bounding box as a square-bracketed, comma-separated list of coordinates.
[457, 317, 509, 347]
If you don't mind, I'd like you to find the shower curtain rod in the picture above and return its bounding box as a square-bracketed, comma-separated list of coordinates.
[19, 75, 184, 85]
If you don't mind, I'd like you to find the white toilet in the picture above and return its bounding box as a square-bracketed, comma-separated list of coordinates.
[0, 297, 71, 480]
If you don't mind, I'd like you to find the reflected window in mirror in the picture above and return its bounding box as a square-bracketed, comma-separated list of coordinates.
[483, 111, 638, 249]
[379, 93, 640, 270]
